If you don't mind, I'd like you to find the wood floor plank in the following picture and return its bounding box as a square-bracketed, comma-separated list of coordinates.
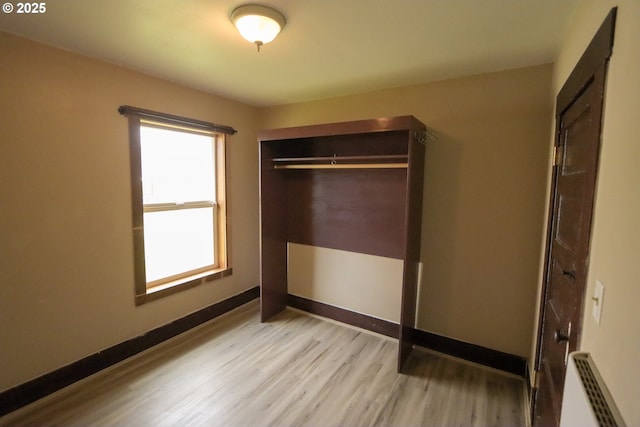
[0, 301, 525, 426]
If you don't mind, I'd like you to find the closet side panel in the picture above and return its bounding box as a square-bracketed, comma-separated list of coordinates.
[398, 135, 427, 371]
[259, 142, 288, 321]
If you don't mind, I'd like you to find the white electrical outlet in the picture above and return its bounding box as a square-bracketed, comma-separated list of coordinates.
[592, 280, 605, 324]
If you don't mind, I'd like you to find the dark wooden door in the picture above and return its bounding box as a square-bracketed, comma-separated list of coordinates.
[532, 10, 615, 426]
[533, 67, 603, 427]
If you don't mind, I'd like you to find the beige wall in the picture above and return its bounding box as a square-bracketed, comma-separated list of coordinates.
[288, 244, 404, 323]
[260, 64, 553, 358]
[540, 1, 640, 424]
[0, 28, 558, 398]
[0, 32, 260, 392]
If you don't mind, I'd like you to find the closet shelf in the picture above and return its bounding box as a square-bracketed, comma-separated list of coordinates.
[272, 154, 409, 170]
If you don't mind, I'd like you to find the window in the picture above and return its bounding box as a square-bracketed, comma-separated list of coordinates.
[119, 106, 236, 305]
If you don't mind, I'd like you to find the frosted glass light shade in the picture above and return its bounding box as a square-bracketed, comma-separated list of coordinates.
[231, 5, 286, 48]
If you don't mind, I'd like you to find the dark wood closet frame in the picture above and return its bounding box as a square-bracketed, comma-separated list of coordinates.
[258, 115, 426, 372]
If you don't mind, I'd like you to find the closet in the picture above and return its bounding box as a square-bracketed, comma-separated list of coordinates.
[258, 115, 426, 371]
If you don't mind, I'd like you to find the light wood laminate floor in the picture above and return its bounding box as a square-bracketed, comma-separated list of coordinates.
[1, 301, 526, 426]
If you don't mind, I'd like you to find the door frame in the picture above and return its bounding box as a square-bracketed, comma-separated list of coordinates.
[531, 6, 616, 421]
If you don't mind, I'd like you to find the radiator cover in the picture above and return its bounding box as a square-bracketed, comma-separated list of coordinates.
[560, 352, 625, 427]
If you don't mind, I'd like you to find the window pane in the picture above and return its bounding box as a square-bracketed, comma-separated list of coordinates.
[140, 126, 215, 204]
[143, 207, 215, 283]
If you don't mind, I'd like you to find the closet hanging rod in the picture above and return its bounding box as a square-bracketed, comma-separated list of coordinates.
[271, 154, 408, 163]
[274, 163, 408, 170]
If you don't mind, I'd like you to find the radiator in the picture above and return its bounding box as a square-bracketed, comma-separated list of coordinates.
[560, 352, 625, 427]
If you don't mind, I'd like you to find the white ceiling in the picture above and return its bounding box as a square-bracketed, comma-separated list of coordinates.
[0, 0, 583, 107]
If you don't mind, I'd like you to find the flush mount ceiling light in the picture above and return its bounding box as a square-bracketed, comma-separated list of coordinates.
[231, 4, 286, 52]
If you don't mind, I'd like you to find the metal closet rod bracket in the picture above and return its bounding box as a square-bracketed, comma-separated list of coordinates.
[414, 129, 438, 145]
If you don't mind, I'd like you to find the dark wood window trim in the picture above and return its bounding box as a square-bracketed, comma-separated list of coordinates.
[137, 267, 234, 305]
[119, 106, 235, 305]
[118, 105, 237, 135]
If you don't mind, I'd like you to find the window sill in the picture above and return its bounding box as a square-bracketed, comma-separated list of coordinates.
[135, 267, 232, 306]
